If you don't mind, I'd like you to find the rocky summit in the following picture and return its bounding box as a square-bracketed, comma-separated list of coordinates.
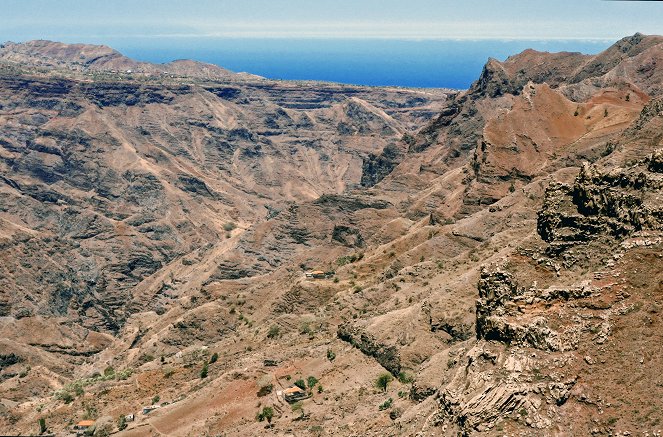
[0, 34, 662, 436]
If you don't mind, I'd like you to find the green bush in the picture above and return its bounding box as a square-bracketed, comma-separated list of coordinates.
[200, 363, 208, 379]
[117, 415, 127, 431]
[397, 372, 413, 384]
[375, 373, 393, 392]
[379, 398, 393, 411]
[306, 376, 319, 390]
[38, 418, 47, 434]
[326, 349, 336, 362]
[294, 379, 306, 390]
[209, 352, 219, 364]
[223, 222, 237, 232]
[256, 406, 274, 424]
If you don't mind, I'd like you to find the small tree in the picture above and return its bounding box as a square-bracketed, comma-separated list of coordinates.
[256, 406, 274, 426]
[117, 415, 127, 431]
[307, 376, 319, 391]
[375, 373, 393, 392]
[267, 325, 280, 339]
[326, 349, 336, 362]
[209, 352, 219, 364]
[152, 395, 160, 405]
[200, 363, 208, 379]
[38, 418, 46, 434]
[293, 379, 306, 390]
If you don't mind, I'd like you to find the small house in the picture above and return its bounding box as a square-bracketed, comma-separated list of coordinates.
[73, 420, 95, 435]
[283, 386, 309, 403]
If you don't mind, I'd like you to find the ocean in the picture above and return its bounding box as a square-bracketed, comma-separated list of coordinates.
[106, 38, 611, 89]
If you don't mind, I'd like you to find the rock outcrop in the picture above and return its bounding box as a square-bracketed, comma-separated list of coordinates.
[538, 150, 663, 252]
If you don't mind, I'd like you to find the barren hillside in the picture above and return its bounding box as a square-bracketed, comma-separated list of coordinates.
[0, 34, 662, 436]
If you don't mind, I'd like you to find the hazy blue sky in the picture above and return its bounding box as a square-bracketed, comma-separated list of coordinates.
[1, 0, 662, 42]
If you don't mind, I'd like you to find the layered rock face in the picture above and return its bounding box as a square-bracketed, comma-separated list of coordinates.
[538, 150, 663, 251]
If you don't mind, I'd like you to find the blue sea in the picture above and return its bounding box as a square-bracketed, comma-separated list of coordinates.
[102, 38, 612, 89]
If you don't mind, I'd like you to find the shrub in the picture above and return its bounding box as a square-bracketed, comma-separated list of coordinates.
[326, 349, 336, 362]
[307, 376, 319, 390]
[379, 398, 393, 410]
[139, 354, 155, 363]
[163, 368, 175, 378]
[257, 384, 273, 397]
[267, 325, 280, 339]
[375, 373, 393, 392]
[200, 363, 208, 379]
[38, 418, 46, 434]
[397, 372, 413, 384]
[117, 415, 127, 431]
[209, 352, 219, 364]
[152, 395, 160, 405]
[256, 406, 274, 424]
[317, 385, 323, 393]
[294, 379, 306, 390]
[56, 390, 74, 404]
[116, 368, 133, 380]
[299, 322, 313, 336]
[223, 222, 237, 232]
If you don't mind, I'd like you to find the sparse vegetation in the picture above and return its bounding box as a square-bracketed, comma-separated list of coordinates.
[337, 252, 363, 266]
[267, 325, 281, 339]
[223, 222, 237, 232]
[257, 383, 273, 397]
[152, 395, 160, 404]
[397, 371, 413, 384]
[200, 363, 208, 379]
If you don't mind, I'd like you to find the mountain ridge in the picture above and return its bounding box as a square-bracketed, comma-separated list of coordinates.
[0, 34, 662, 436]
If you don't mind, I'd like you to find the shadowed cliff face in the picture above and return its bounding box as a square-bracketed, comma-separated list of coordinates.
[1, 35, 663, 437]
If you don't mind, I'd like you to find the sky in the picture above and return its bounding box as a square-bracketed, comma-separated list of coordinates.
[1, 0, 662, 42]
